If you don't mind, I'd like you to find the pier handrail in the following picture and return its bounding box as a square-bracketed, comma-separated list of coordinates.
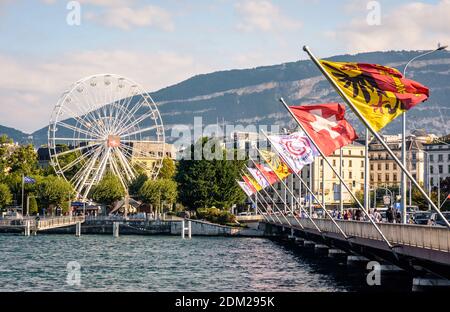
[279, 217, 450, 252]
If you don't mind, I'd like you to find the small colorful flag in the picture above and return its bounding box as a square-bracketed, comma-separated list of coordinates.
[268, 131, 318, 174]
[23, 176, 36, 184]
[259, 149, 292, 181]
[237, 181, 254, 197]
[320, 60, 429, 132]
[255, 164, 279, 185]
[247, 167, 270, 189]
[289, 103, 358, 156]
[243, 173, 261, 192]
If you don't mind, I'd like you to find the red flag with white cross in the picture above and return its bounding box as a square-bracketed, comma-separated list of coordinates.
[289, 103, 358, 156]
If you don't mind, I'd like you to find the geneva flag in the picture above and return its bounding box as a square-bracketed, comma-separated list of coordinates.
[321, 60, 429, 132]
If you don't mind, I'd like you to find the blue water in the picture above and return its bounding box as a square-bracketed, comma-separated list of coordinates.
[0, 234, 364, 292]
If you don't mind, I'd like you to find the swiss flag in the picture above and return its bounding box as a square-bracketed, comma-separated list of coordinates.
[289, 103, 358, 156]
[255, 164, 279, 185]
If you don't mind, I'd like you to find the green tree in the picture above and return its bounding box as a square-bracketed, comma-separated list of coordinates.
[129, 173, 148, 196]
[28, 196, 38, 215]
[158, 157, 176, 180]
[175, 138, 246, 210]
[90, 173, 125, 207]
[37, 176, 74, 214]
[0, 183, 12, 210]
[139, 179, 178, 212]
[6, 144, 40, 176]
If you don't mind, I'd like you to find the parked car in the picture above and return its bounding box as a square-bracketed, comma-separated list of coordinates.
[434, 212, 450, 227]
[413, 212, 433, 225]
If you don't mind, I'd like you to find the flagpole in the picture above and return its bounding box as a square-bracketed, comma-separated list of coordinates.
[256, 185, 285, 225]
[254, 192, 278, 223]
[247, 161, 308, 230]
[258, 134, 349, 239]
[302, 45, 450, 229]
[243, 168, 295, 227]
[339, 147, 343, 214]
[236, 179, 269, 222]
[21, 174, 24, 215]
[321, 158, 325, 207]
[364, 129, 370, 213]
[279, 97, 393, 248]
[252, 151, 323, 234]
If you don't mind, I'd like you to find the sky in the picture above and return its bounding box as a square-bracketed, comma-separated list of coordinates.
[0, 0, 448, 133]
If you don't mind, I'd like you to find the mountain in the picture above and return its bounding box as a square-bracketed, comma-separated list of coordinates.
[29, 50, 450, 146]
[0, 125, 30, 144]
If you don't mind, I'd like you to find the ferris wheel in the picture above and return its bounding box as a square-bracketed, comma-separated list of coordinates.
[48, 74, 165, 201]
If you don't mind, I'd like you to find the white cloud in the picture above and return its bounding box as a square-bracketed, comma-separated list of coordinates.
[235, 0, 302, 32]
[86, 5, 174, 31]
[0, 50, 213, 132]
[328, 0, 450, 53]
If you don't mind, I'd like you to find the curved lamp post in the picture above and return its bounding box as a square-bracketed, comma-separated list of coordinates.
[401, 44, 448, 223]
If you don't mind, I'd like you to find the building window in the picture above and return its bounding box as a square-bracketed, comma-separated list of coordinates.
[393, 164, 397, 170]
[385, 163, 389, 170]
[438, 154, 444, 162]
[430, 155, 434, 162]
[393, 173, 397, 181]
[370, 174, 374, 182]
[430, 166, 434, 174]
[448, 154, 450, 161]
[377, 174, 381, 181]
[361, 160, 364, 167]
[349, 160, 353, 167]
[349, 172, 352, 178]
[378, 164, 381, 170]
[333, 159, 336, 166]
[361, 172, 364, 179]
[439, 165, 443, 174]
[386, 174, 390, 182]
[370, 164, 374, 170]
[448, 165, 450, 174]
[349, 150, 352, 156]
[430, 178, 434, 186]
[360, 151, 363, 156]
[412, 153, 416, 160]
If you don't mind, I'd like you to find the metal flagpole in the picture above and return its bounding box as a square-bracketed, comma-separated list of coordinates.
[252, 152, 323, 234]
[235, 179, 270, 222]
[255, 190, 282, 224]
[364, 129, 370, 213]
[309, 163, 313, 215]
[302, 45, 450, 229]
[247, 161, 308, 230]
[242, 168, 295, 227]
[258, 137, 349, 239]
[279, 97, 393, 248]
[257, 185, 287, 225]
[339, 147, 343, 214]
[321, 159, 325, 207]
[21, 174, 25, 214]
[254, 192, 278, 223]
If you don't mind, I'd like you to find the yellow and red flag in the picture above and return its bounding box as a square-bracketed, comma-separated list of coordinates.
[258, 149, 292, 181]
[243, 173, 262, 192]
[320, 60, 429, 132]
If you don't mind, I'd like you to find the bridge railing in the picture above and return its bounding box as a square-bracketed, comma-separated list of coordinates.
[36, 216, 85, 229]
[281, 217, 450, 252]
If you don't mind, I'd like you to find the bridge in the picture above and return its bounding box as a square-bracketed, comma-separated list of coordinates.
[261, 217, 450, 284]
[0, 216, 85, 236]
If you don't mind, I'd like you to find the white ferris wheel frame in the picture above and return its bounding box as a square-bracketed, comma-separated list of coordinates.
[48, 74, 165, 201]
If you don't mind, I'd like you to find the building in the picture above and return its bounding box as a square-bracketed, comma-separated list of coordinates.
[424, 138, 450, 190]
[130, 142, 177, 177]
[368, 134, 429, 188]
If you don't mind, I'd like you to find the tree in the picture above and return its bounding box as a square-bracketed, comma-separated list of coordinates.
[175, 138, 246, 210]
[139, 179, 178, 212]
[0, 183, 12, 210]
[37, 176, 74, 214]
[28, 196, 38, 215]
[129, 173, 148, 196]
[5, 144, 40, 176]
[90, 173, 125, 207]
[158, 157, 176, 180]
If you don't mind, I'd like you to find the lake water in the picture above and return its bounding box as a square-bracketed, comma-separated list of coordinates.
[0, 234, 396, 292]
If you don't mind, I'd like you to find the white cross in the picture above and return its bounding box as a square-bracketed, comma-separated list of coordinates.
[309, 109, 340, 139]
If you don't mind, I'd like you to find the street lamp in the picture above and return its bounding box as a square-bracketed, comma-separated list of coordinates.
[401, 44, 447, 223]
